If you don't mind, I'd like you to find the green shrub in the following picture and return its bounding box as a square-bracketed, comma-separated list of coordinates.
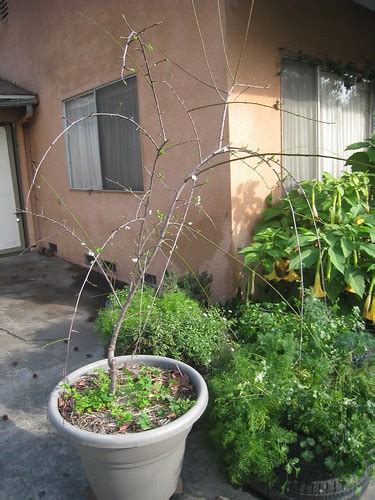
[209, 297, 374, 487]
[96, 287, 229, 369]
[164, 271, 213, 306]
[177, 271, 213, 306]
[239, 171, 375, 317]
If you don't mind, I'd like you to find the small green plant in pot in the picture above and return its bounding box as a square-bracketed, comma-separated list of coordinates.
[209, 297, 374, 498]
[96, 286, 229, 371]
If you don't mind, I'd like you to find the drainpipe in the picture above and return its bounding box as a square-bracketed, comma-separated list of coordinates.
[19, 103, 34, 124]
[18, 102, 37, 250]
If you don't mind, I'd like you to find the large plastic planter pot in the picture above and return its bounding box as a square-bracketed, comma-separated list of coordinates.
[47, 355, 209, 500]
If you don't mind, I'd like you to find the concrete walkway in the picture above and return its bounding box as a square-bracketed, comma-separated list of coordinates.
[0, 253, 254, 500]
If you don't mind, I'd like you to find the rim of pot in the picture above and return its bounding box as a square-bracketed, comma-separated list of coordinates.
[47, 354, 209, 449]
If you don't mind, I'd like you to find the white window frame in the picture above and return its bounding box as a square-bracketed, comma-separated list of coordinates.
[63, 75, 144, 193]
[281, 56, 374, 186]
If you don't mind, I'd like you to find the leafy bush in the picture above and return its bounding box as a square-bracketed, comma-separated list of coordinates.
[177, 271, 213, 306]
[240, 172, 375, 319]
[96, 287, 229, 369]
[346, 132, 375, 189]
[209, 297, 374, 487]
[164, 271, 213, 306]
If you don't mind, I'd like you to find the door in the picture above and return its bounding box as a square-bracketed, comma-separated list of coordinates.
[0, 125, 25, 254]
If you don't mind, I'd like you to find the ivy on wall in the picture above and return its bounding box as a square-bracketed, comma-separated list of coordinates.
[280, 49, 375, 89]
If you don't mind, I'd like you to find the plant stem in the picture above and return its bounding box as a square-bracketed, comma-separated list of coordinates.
[326, 255, 332, 281]
[353, 248, 358, 268]
[330, 191, 337, 224]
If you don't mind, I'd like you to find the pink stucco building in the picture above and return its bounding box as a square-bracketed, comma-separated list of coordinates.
[1, 0, 374, 299]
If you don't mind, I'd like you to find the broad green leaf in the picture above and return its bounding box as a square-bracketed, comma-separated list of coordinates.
[349, 205, 363, 217]
[323, 232, 340, 247]
[328, 245, 346, 275]
[368, 146, 375, 163]
[344, 196, 356, 207]
[345, 141, 370, 151]
[239, 246, 253, 255]
[337, 185, 345, 196]
[289, 233, 318, 247]
[289, 247, 319, 270]
[359, 244, 375, 258]
[263, 206, 285, 221]
[265, 193, 273, 207]
[324, 269, 343, 301]
[363, 214, 375, 225]
[345, 266, 366, 297]
[346, 151, 370, 168]
[244, 253, 260, 266]
[340, 238, 353, 258]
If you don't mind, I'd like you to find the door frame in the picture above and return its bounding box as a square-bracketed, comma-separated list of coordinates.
[0, 123, 26, 255]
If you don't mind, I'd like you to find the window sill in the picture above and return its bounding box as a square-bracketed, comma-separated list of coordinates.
[69, 188, 145, 194]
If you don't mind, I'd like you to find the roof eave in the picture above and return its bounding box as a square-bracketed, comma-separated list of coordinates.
[0, 96, 38, 107]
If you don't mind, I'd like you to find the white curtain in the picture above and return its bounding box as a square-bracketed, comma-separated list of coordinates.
[65, 93, 102, 189]
[319, 73, 370, 177]
[281, 59, 318, 187]
[281, 59, 371, 187]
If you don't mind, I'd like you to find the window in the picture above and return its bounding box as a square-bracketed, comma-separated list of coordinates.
[281, 58, 373, 186]
[64, 77, 143, 191]
[0, 1, 8, 21]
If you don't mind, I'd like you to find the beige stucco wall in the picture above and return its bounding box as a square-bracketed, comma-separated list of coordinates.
[1, 0, 374, 300]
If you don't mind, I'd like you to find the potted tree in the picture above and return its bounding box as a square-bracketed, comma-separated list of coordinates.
[47, 285, 228, 499]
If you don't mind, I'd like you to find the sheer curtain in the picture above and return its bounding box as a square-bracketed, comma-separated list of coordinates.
[319, 73, 370, 176]
[281, 59, 318, 187]
[65, 93, 102, 189]
[281, 59, 371, 187]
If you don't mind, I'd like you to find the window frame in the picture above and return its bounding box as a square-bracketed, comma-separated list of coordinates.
[280, 55, 375, 184]
[63, 75, 144, 193]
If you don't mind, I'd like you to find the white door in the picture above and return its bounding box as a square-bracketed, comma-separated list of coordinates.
[0, 125, 23, 252]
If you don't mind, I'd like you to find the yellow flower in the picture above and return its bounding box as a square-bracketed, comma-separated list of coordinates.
[284, 270, 301, 282]
[264, 267, 281, 282]
[355, 217, 364, 225]
[264, 259, 300, 283]
[364, 294, 371, 315]
[312, 271, 326, 298]
[364, 297, 375, 323]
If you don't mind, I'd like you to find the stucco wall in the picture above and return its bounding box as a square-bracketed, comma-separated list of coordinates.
[0, 0, 236, 299]
[225, 0, 375, 262]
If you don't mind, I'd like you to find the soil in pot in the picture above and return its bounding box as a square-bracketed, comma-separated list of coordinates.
[58, 363, 196, 434]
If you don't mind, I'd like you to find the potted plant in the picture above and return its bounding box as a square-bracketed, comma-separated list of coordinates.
[48, 354, 208, 500]
[47, 280, 229, 499]
[209, 297, 374, 499]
